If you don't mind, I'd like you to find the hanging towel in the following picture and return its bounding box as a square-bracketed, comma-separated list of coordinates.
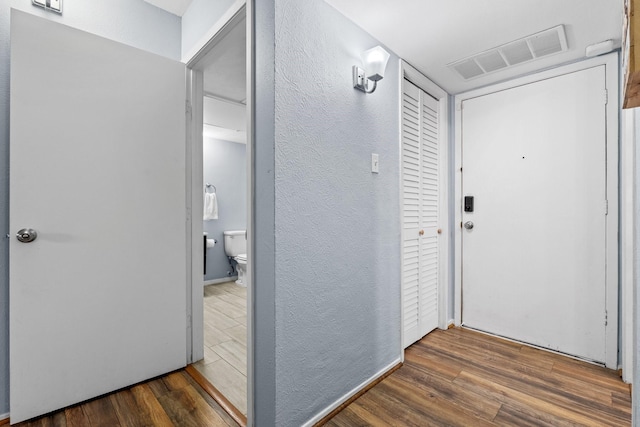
[204, 192, 218, 220]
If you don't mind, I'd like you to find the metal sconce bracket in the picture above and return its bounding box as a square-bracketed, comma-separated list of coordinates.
[353, 66, 378, 94]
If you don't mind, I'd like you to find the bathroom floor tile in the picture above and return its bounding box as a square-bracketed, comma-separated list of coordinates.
[193, 358, 247, 416]
[201, 281, 247, 416]
[194, 345, 221, 367]
[204, 306, 239, 331]
[226, 285, 247, 298]
[208, 299, 245, 319]
[226, 325, 246, 346]
[203, 322, 233, 348]
[211, 339, 247, 376]
[217, 292, 247, 310]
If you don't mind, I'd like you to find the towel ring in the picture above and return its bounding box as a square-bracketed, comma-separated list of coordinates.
[205, 183, 216, 194]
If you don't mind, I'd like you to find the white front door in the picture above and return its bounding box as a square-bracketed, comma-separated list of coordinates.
[402, 80, 440, 348]
[461, 65, 609, 363]
[10, 10, 187, 423]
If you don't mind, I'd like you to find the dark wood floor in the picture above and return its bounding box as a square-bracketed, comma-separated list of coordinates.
[7, 328, 632, 426]
[13, 370, 240, 427]
[327, 327, 631, 427]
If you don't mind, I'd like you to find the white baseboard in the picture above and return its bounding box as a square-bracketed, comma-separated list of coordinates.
[204, 277, 237, 286]
[0, 413, 9, 423]
[301, 357, 402, 427]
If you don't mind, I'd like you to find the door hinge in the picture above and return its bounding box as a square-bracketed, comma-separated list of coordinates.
[605, 310, 608, 326]
[605, 199, 608, 216]
[460, 221, 463, 228]
[604, 89, 608, 105]
[186, 100, 192, 118]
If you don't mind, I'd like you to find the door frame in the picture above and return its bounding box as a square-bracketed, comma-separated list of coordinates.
[399, 60, 450, 357]
[453, 52, 619, 369]
[182, 0, 253, 422]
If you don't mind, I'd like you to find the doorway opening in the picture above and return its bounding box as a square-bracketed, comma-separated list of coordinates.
[184, 4, 249, 423]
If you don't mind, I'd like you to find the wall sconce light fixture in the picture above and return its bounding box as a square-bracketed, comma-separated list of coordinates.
[353, 46, 390, 94]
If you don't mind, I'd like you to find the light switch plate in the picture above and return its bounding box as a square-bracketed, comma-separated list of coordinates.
[32, 0, 62, 14]
[49, 0, 62, 12]
[371, 153, 379, 173]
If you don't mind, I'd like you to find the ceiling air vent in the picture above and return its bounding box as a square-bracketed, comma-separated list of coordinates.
[452, 59, 484, 79]
[448, 25, 568, 80]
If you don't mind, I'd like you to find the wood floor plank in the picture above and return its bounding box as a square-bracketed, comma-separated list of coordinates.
[326, 328, 631, 426]
[493, 403, 576, 427]
[46, 412, 67, 427]
[63, 406, 90, 427]
[416, 334, 621, 413]
[146, 377, 172, 398]
[431, 328, 556, 371]
[344, 389, 424, 427]
[110, 389, 156, 427]
[157, 386, 230, 427]
[403, 346, 461, 381]
[82, 395, 121, 427]
[612, 391, 633, 415]
[376, 378, 497, 427]
[391, 364, 501, 420]
[454, 369, 623, 427]
[130, 384, 175, 427]
[162, 371, 192, 392]
[183, 369, 242, 427]
[551, 358, 631, 393]
[12, 369, 239, 427]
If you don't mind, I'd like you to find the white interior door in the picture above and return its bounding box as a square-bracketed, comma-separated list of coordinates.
[10, 10, 187, 423]
[402, 80, 439, 348]
[461, 66, 608, 363]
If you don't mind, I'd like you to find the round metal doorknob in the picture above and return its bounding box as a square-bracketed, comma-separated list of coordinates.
[16, 228, 37, 243]
[419, 229, 425, 236]
[464, 221, 474, 230]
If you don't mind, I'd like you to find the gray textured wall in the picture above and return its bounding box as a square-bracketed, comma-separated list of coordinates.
[203, 138, 247, 281]
[252, 0, 277, 424]
[270, 0, 402, 424]
[0, 1, 180, 416]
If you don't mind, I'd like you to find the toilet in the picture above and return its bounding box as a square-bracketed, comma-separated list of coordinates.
[223, 230, 247, 286]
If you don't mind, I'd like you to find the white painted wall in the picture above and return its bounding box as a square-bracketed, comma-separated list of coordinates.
[634, 110, 640, 426]
[254, 0, 402, 424]
[181, 0, 239, 58]
[0, 0, 180, 417]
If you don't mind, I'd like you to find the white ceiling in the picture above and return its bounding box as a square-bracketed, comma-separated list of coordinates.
[324, 0, 624, 94]
[143, 0, 193, 16]
[144, 0, 623, 95]
[200, 16, 247, 142]
[201, 16, 247, 104]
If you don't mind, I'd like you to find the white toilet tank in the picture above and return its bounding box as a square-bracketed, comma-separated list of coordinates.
[223, 230, 246, 257]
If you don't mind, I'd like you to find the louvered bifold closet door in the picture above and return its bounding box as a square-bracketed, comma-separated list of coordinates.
[402, 80, 439, 349]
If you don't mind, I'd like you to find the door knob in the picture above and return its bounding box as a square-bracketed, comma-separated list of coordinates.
[464, 221, 474, 230]
[16, 228, 37, 243]
[419, 230, 425, 236]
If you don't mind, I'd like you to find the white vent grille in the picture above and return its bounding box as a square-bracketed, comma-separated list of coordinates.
[501, 40, 534, 65]
[529, 30, 564, 57]
[448, 25, 568, 80]
[476, 51, 507, 73]
[452, 59, 484, 79]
